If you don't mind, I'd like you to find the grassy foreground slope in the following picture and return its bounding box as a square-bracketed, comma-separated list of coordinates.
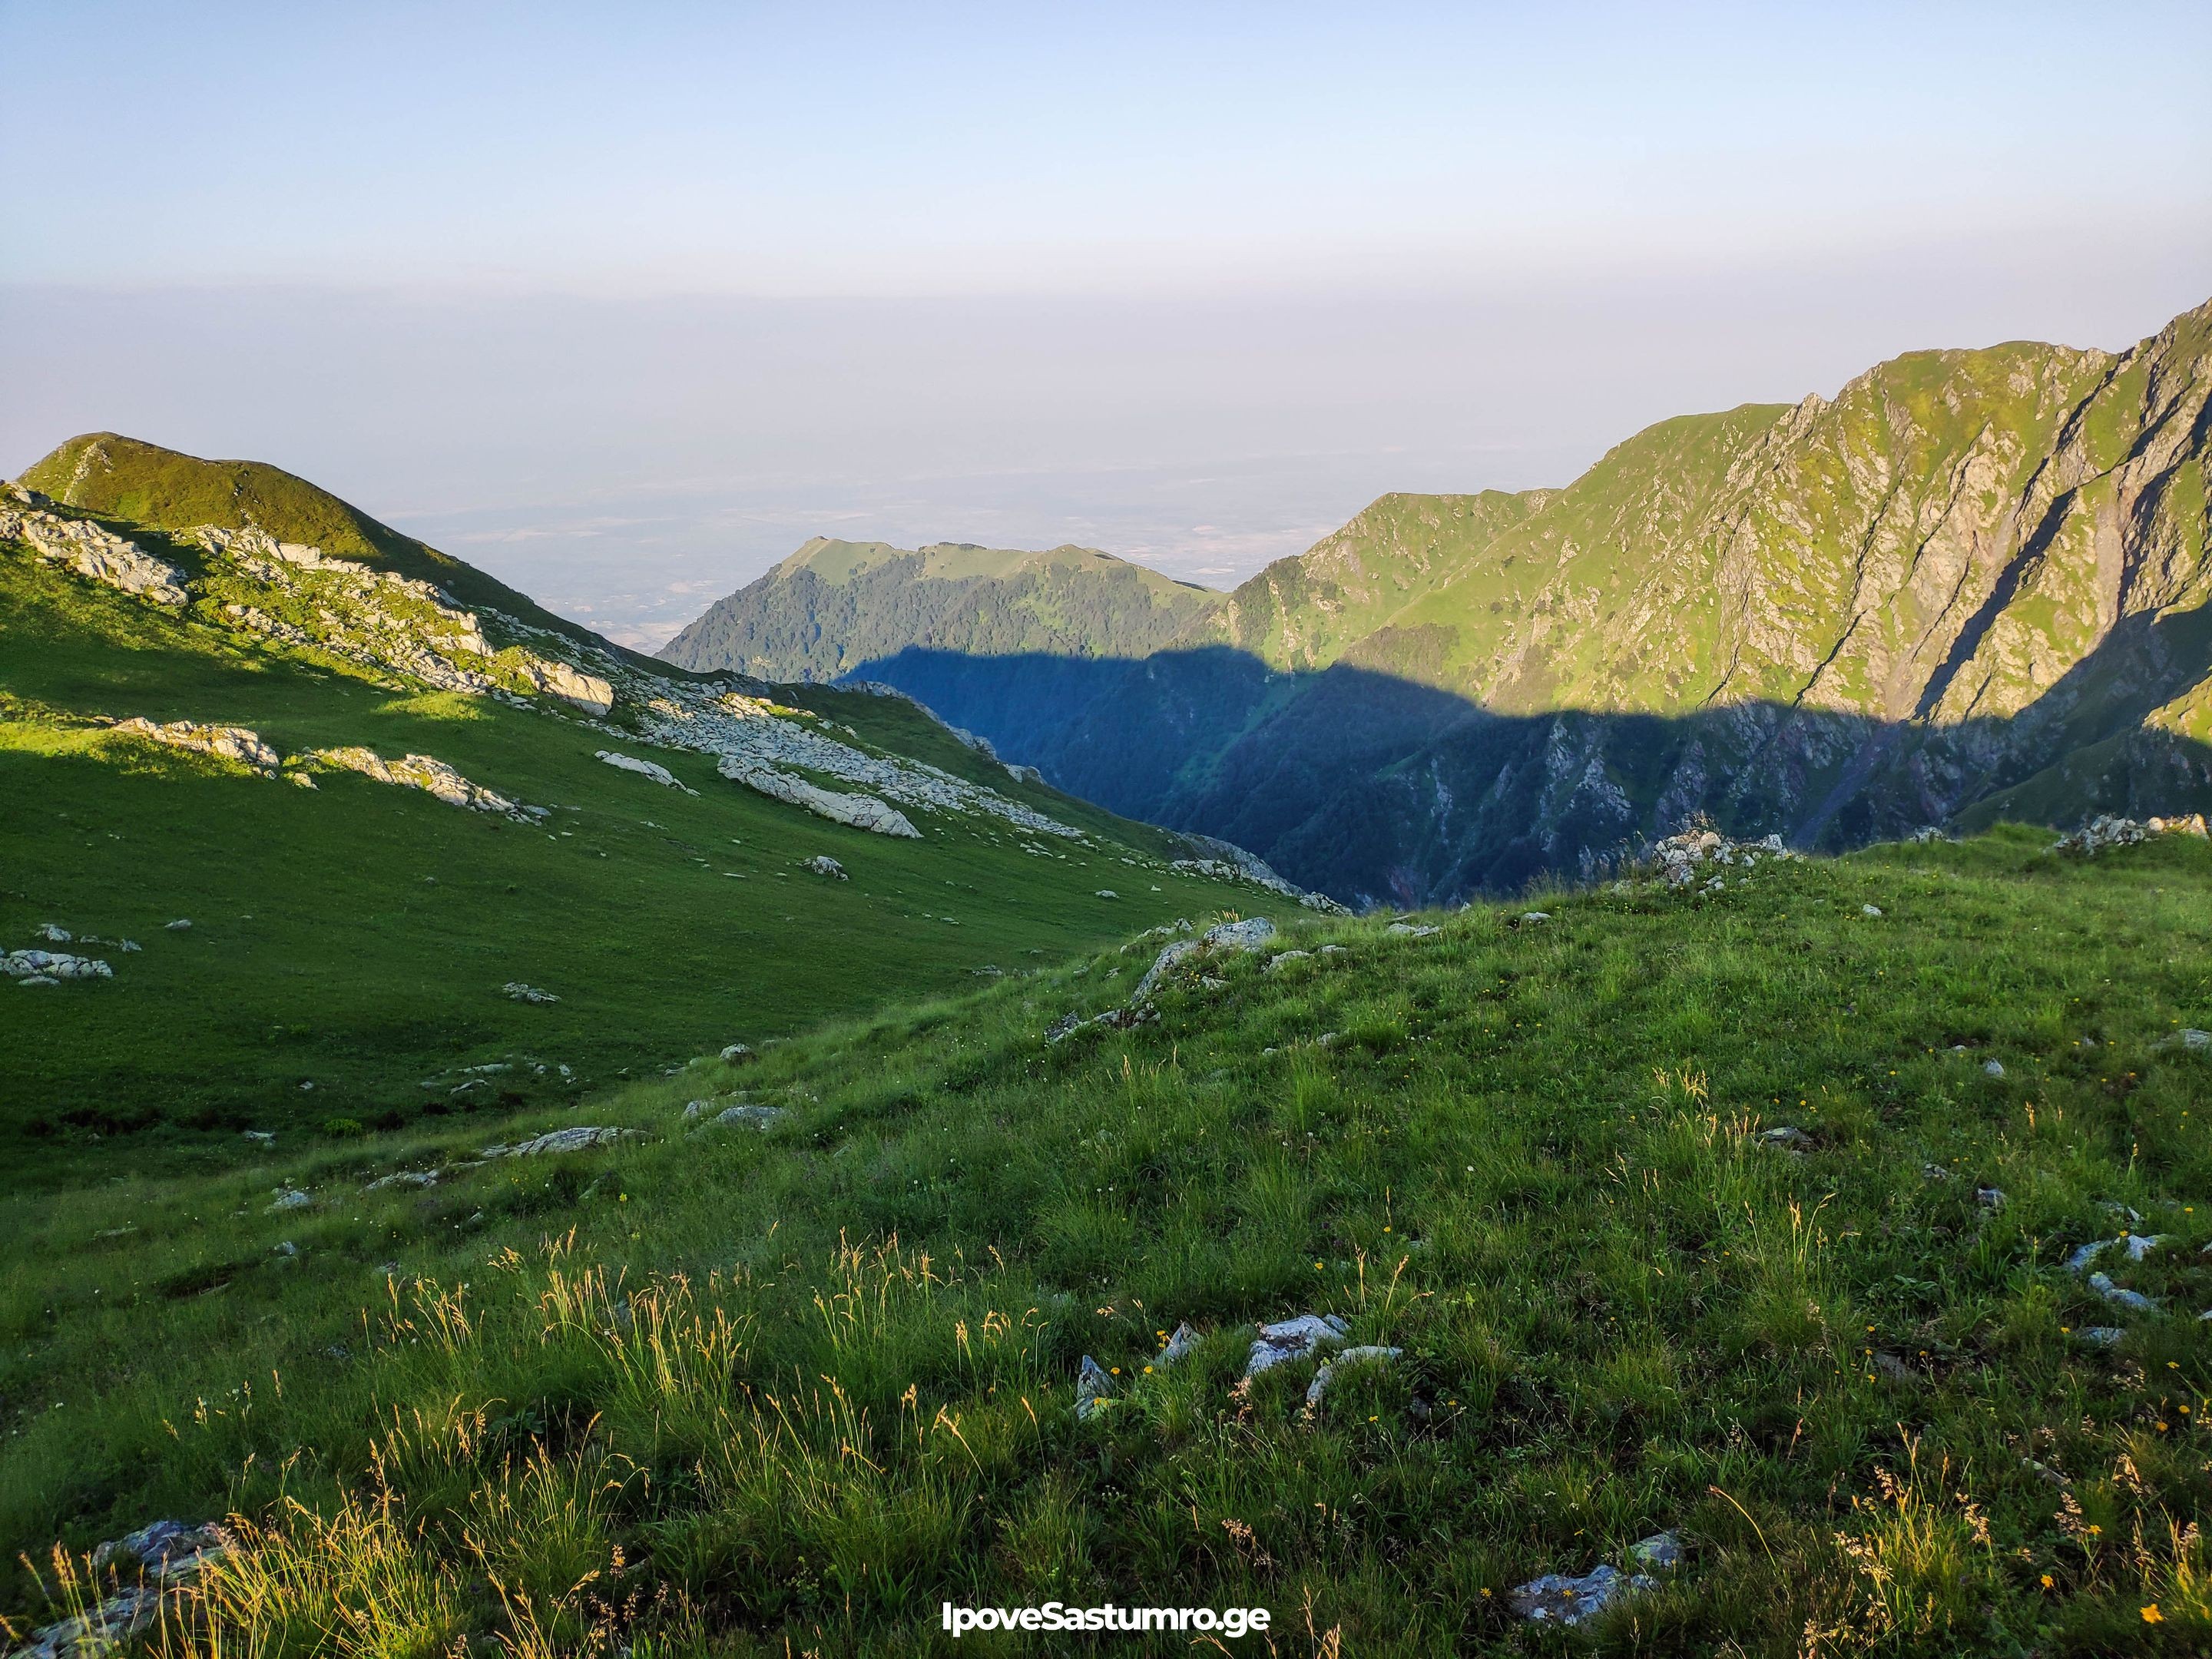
[1, 440, 1292, 1175]
[5, 828, 2210, 1654]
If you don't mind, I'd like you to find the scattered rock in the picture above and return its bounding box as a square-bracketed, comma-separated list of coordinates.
[1921, 1163, 1952, 1183]
[1094, 889, 1118, 899]
[1320, 943, 1347, 956]
[1862, 903, 1884, 918]
[33, 923, 71, 942]
[720, 1043, 755, 1063]
[2051, 813, 2209, 856]
[1263, 950, 1312, 972]
[267, 1187, 312, 1212]
[721, 762, 921, 837]
[1508, 1562, 1656, 1627]
[503, 982, 560, 1004]
[1075, 1354, 1116, 1422]
[524, 661, 614, 715]
[1518, 911, 1551, 926]
[365, 1170, 440, 1191]
[1244, 1313, 1351, 1378]
[2088, 1272, 2157, 1312]
[2167, 1028, 2211, 1051]
[483, 1126, 642, 1157]
[1982, 1059, 2005, 1078]
[803, 854, 847, 879]
[1628, 1532, 1684, 1572]
[1387, 922, 1439, 938]
[310, 746, 544, 821]
[10, 1520, 229, 1659]
[1976, 1187, 2007, 1210]
[1170, 834, 1346, 913]
[165, 919, 191, 931]
[271, 1240, 297, 1258]
[109, 717, 279, 775]
[1641, 827, 1790, 887]
[242, 1130, 274, 1144]
[1156, 1323, 1200, 1367]
[2074, 1326, 2126, 1348]
[1303, 1345, 1402, 1406]
[1204, 917, 1278, 951]
[0, 502, 190, 606]
[594, 750, 696, 793]
[709, 1104, 787, 1132]
[2, 950, 112, 981]
[1753, 1126, 1812, 1154]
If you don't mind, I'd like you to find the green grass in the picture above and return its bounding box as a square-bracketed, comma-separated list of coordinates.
[0, 549, 1281, 1177]
[5, 826, 2210, 1654]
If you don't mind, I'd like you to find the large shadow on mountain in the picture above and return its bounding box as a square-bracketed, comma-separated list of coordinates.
[849, 606, 2212, 909]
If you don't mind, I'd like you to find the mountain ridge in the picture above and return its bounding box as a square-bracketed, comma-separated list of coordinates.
[663, 298, 2212, 905]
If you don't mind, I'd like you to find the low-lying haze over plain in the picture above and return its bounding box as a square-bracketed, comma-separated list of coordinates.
[5, 2, 2207, 646]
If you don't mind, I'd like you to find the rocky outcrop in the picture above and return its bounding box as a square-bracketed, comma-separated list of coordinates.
[1174, 834, 1349, 914]
[8, 1520, 229, 1659]
[0, 499, 188, 606]
[2051, 812, 2209, 855]
[3, 949, 113, 982]
[308, 747, 544, 821]
[720, 760, 920, 837]
[596, 750, 695, 793]
[108, 717, 280, 774]
[483, 1126, 643, 1157]
[523, 658, 614, 715]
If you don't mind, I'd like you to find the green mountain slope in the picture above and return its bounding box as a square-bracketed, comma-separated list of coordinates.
[661, 536, 1226, 683]
[662, 297, 2212, 906]
[5, 826, 2211, 1652]
[1, 438, 1310, 1175]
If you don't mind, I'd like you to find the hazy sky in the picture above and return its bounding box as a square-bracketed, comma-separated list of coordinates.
[5, 2, 2208, 645]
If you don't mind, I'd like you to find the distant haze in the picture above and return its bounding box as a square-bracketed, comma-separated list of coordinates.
[5, 2, 2207, 647]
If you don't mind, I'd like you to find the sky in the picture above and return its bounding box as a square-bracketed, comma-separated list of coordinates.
[5, 1, 2209, 646]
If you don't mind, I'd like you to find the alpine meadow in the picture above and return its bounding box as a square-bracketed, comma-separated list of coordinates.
[8, 8, 2212, 1652]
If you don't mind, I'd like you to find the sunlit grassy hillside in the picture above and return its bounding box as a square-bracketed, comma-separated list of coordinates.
[5, 827, 2210, 1655]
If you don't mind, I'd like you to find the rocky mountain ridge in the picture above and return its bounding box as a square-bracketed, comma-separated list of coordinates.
[665, 296, 2212, 906]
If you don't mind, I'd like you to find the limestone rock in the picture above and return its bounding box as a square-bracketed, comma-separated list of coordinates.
[13, 1521, 228, 1659]
[1303, 1344, 1402, 1406]
[595, 749, 694, 792]
[2088, 1271, 2157, 1311]
[502, 982, 560, 1004]
[804, 855, 848, 879]
[720, 1042, 756, 1063]
[0, 503, 188, 605]
[2, 949, 112, 981]
[710, 1103, 787, 1131]
[1156, 1323, 1200, 1367]
[311, 747, 545, 821]
[1508, 1562, 1656, 1626]
[524, 659, 614, 715]
[267, 1187, 312, 1212]
[1075, 1354, 1116, 1421]
[110, 717, 279, 774]
[1628, 1532, 1684, 1571]
[722, 761, 921, 837]
[1387, 922, 1439, 938]
[1243, 1313, 1350, 1378]
[2053, 813, 2210, 856]
[484, 1126, 641, 1157]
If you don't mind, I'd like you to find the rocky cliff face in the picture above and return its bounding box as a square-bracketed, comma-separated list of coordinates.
[667, 297, 2212, 906]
